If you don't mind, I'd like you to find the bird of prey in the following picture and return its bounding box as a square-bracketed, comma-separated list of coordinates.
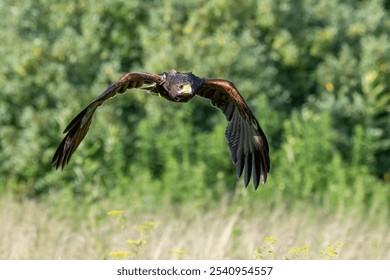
[52, 69, 270, 189]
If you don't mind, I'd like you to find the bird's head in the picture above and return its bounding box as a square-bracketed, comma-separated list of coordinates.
[174, 83, 193, 102]
[162, 70, 202, 102]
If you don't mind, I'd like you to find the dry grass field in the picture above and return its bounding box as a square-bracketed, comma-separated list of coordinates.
[1, 193, 389, 260]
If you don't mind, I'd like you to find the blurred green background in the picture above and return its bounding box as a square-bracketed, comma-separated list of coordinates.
[0, 0, 389, 259]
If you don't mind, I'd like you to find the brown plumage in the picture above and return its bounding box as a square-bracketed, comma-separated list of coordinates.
[52, 69, 270, 189]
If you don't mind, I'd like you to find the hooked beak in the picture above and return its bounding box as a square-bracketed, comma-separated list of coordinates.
[180, 84, 192, 95]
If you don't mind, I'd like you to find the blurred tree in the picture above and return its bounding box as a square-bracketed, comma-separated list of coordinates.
[0, 0, 388, 215]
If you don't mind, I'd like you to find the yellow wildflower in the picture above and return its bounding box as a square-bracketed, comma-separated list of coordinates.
[108, 251, 131, 259]
[264, 236, 277, 245]
[106, 210, 125, 217]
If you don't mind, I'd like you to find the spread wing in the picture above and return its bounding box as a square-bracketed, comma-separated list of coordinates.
[195, 79, 270, 189]
[52, 72, 162, 170]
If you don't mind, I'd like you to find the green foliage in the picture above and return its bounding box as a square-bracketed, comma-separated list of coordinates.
[0, 0, 389, 217]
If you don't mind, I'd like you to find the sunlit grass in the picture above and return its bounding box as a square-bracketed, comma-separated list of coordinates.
[0, 192, 389, 260]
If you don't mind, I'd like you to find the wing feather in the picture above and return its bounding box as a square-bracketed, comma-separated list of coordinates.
[52, 72, 162, 170]
[196, 79, 270, 189]
[244, 153, 252, 186]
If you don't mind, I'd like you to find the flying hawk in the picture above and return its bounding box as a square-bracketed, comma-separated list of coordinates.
[52, 70, 270, 189]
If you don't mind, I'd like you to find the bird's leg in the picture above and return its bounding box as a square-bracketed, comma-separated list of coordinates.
[139, 84, 173, 101]
[138, 84, 160, 96]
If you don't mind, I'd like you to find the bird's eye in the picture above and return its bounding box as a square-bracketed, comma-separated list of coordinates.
[179, 85, 184, 89]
